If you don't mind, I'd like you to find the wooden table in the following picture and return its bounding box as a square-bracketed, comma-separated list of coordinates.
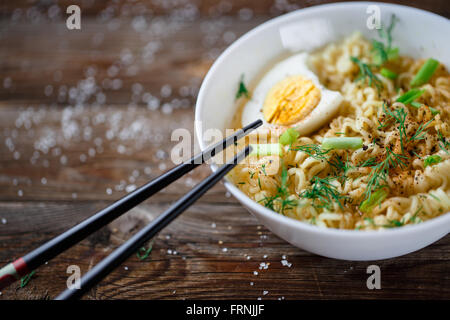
[0, 0, 448, 300]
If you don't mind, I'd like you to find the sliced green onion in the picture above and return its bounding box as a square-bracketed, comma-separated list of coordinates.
[396, 88, 425, 105]
[372, 44, 386, 66]
[387, 47, 399, 61]
[321, 137, 363, 150]
[424, 155, 442, 168]
[381, 68, 398, 79]
[360, 188, 389, 213]
[279, 128, 300, 145]
[410, 58, 439, 87]
[372, 45, 398, 66]
[249, 143, 283, 157]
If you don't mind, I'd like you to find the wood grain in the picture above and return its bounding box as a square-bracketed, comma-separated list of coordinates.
[0, 0, 448, 300]
[1, 200, 449, 300]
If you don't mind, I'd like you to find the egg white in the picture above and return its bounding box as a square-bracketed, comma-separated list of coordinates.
[241, 52, 343, 136]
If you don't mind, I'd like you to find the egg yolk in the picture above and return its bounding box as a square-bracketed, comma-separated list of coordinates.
[263, 75, 321, 125]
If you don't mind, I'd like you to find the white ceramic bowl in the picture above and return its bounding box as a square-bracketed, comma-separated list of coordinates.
[195, 2, 450, 260]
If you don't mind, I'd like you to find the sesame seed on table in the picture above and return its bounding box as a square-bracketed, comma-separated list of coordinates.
[0, 0, 449, 300]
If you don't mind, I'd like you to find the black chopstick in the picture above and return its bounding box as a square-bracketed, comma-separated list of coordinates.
[0, 120, 262, 290]
[56, 145, 251, 300]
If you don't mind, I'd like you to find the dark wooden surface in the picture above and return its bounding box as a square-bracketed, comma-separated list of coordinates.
[0, 0, 449, 300]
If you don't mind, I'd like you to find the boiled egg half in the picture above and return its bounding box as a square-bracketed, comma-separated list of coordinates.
[241, 52, 343, 136]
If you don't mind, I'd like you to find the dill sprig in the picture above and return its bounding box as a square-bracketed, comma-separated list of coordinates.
[409, 118, 434, 142]
[137, 242, 154, 261]
[437, 130, 449, 153]
[351, 15, 399, 92]
[350, 56, 383, 91]
[299, 176, 348, 210]
[372, 14, 399, 65]
[236, 74, 250, 99]
[383, 219, 404, 228]
[381, 103, 408, 153]
[378, 14, 397, 49]
[293, 143, 355, 183]
[279, 164, 289, 196]
[259, 194, 278, 211]
[377, 117, 389, 130]
[357, 157, 377, 167]
[363, 148, 407, 201]
[379, 103, 435, 152]
[371, 40, 388, 66]
[259, 165, 298, 215]
[361, 205, 422, 229]
[364, 216, 412, 229]
[278, 165, 298, 214]
[261, 163, 267, 176]
[290, 144, 331, 161]
[20, 270, 36, 288]
[329, 154, 353, 184]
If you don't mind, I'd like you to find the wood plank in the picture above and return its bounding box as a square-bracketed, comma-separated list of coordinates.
[0, 103, 216, 200]
[0, 16, 265, 104]
[0, 201, 448, 299]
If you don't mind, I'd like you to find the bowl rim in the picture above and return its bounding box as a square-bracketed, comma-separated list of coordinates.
[195, 1, 450, 238]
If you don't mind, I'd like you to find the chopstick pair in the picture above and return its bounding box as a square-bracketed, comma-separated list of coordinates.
[0, 119, 262, 299]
